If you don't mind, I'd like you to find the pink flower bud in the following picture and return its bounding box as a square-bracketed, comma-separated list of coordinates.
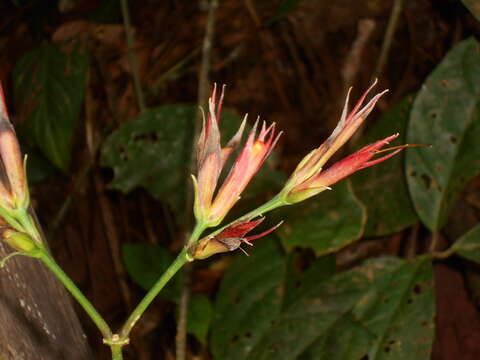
[193, 85, 281, 226]
[0, 84, 28, 209]
[207, 120, 280, 224]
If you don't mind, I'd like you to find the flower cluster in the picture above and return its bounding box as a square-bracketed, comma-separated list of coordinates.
[190, 81, 409, 260]
[0, 84, 40, 258]
[192, 84, 281, 227]
[280, 80, 402, 203]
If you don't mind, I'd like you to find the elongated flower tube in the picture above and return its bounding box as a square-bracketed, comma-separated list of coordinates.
[280, 81, 406, 203]
[190, 217, 282, 260]
[0, 84, 29, 211]
[287, 134, 403, 203]
[193, 85, 281, 227]
[0, 83, 42, 259]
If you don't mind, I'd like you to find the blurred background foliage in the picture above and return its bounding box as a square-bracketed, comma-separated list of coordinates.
[2, 0, 480, 359]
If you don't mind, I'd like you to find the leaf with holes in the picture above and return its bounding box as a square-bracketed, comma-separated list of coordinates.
[406, 37, 480, 231]
[350, 257, 435, 360]
[450, 223, 480, 263]
[278, 180, 366, 255]
[13, 44, 88, 171]
[101, 106, 259, 212]
[249, 257, 435, 360]
[101, 105, 195, 207]
[351, 96, 418, 237]
[299, 312, 375, 360]
[210, 239, 286, 360]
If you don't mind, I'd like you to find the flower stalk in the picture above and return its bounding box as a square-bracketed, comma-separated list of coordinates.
[0, 80, 422, 360]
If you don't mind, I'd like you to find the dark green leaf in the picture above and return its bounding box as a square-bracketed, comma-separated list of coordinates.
[351, 257, 435, 360]
[250, 257, 435, 360]
[101, 105, 195, 202]
[451, 223, 480, 263]
[406, 37, 480, 231]
[299, 312, 375, 360]
[249, 258, 386, 360]
[279, 180, 366, 255]
[187, 295, 212, 345]
[13, 44, 89, 171]
[282, 253, 336, 309]
[122, 243, 182, 302]
[211, 239, 286, 360]
[352, 96, 418, 236]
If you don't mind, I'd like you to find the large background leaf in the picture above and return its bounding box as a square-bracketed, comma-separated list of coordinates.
[13, 44, 88, 171]
[278, 180, 366, 255]
[249, 257, 435, 360]
[101, 105, 195, 202]
[451, 223, 480, 263]
[352, 97, 418, 237]
[406, 37, 480, 231]
[101, 106, 283, 213]
[210, 239, 286, 360]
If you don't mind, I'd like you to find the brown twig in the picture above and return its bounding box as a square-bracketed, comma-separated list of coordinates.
[244, 0, 290, 108]
[84, 78, 133, 311]
[176, 1, 219, 359]
[341, 19, 376, 146]
[429, 231, 440, 253]
[120, 0, 146, 113]
[141, 195, 158, 245]
[406, 222, 419, 259]
[372, 0, 404, 80]
[47, 160, 94, 240]
[342, 19, 376, 87]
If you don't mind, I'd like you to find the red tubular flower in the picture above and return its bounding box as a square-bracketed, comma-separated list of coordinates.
[281, 81, 406, 203]
[193, 85, 281, 226]
[289, 134, 403, 202]
[208, 121, 280, 223]
[190, 217, 283, 260]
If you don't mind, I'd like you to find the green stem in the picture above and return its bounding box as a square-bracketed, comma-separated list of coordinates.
[203, 195, 286, 240]
[120, 247, 190, 339]
[17, 211, 43, 246]
[0, 206, 23, 232]
[39, 251, 112, 339]
[187, 221, 208, 246]
[111, 345, 124, 360]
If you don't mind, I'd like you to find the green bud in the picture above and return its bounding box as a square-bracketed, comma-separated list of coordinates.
[189, 237, 239, 260]
[3, 230, 37, 252]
